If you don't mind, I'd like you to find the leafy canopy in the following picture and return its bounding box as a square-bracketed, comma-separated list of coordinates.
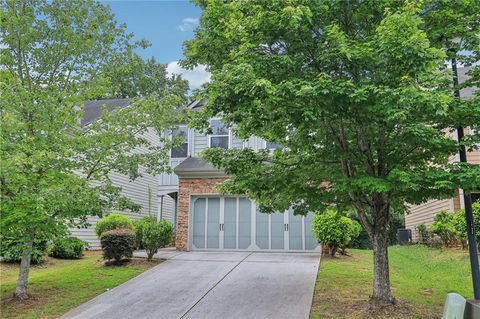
[0, 0, 185, 252]
[185, 0, 480, 230]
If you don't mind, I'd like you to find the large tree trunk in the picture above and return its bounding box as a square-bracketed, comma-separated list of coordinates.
[15, 234, 34, 300]
[371, 230, 394, 302]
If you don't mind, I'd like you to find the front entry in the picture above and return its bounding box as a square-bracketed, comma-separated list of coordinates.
[191, 196, 318, 251]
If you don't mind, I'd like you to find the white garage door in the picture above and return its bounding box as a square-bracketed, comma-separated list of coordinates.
[191, 197, 318, 251]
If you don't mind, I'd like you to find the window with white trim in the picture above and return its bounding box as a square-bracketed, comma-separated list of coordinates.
[210, 119, 229, 149]
[171, 126, 188, 158]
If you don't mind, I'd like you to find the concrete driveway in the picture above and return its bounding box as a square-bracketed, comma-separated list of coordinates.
[61, 251, 320, 319]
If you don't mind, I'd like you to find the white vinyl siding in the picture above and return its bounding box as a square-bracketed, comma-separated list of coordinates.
[69, 128, 176, 248]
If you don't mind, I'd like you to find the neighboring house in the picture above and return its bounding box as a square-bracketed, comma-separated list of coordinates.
[161, 100, 319, 251]
[406, 67, 480, 241]
[69, 99, 175, 248]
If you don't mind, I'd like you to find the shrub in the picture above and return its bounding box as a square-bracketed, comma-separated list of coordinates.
[453, 202, 480, 250]
[312, 209, 361, 256]
[95, 213, 133, 238]
[49, 237, 85, 259]
[133, 218, 147, 249]
[136, 217, 173, 261]
[416, 223, 432, 245]
[431, 211, 458, 247]
[100, 228, 136, 262]
[0, 235, 48, 264]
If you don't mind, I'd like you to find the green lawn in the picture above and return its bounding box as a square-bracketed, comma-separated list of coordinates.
[310, 245, 474, 319]
[0, 252, 161, 319]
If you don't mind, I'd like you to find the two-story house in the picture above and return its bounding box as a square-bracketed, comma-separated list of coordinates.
[72, 98, 319, 252]
[160, 100, 319, 251]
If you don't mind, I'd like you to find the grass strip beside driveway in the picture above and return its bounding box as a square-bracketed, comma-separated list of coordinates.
[1, 251, 161, 319]
[310, 245, 472, 319]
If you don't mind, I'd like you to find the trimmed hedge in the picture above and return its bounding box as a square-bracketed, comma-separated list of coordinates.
[95, 213, 133, 238]
[100, 228, 136, 262]
[49, 237, 85, 259]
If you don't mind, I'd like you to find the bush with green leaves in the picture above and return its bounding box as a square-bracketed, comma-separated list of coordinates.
[431, 211, 458, 247]
[144, 218, 173, 260]
[49, 237, 85, 259]
[133, 218, 147, 249]
[95, 213, 133, 238]
[453, 202, 480, 250]
[312, 209, 362, 256]
[0, 235, 48, 264]
[416, 223, 432, 245]
[100, 228, 136, 263]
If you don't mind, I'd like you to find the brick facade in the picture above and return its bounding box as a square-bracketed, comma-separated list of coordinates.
[176, 177, 227, 251]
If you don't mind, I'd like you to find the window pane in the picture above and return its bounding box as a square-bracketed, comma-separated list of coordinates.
[266, 142, 280, 150]
[211, 136, 228, 149]
[171, 127, 188, 158]
[172, 126, 188, 141]
[171, 143, 188, 158]
[211, 120, 229, 135]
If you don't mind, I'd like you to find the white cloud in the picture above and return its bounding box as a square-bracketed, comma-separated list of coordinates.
[178, 17, 199, 32]
[167, 61, 211, 90]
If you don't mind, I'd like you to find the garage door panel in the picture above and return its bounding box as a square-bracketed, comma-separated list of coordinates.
[271, 213, 285, 250]
[256, 209, 269, 250]
[238, 198, 251, 249]
[289, 209, 303, 250]
[224, 198, 237, 249]
[193, 198, 206, 249]
[305, 212, 318, 250]
[207, 198, 220, 249]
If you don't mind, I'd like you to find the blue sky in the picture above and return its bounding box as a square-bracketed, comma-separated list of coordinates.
[103, 1, 210, 90]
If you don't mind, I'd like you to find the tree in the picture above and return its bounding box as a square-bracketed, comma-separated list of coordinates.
[0, 0, 185, 299]
[183, 0, 480, 302]
[311, 209, 361, 256]
[101, 52, 189, 99]
[431, 212, 458, 247]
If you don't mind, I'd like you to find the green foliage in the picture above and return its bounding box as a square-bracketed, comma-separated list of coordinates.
[416, 224, 432, 245]
[95, 213, 134, 238]
[101, 54, 189, 99]
[431, 212, 458, 247]
[312, 210, 361, 255]
[0, 235, 48, 264]
[100, 228, 136, 262]
[135, 216, 173, 260]
[49, 237, 85, 259]
[0, 0, 186, 297]
[453, 202, 480, 249]
[184, 0, 479, 299]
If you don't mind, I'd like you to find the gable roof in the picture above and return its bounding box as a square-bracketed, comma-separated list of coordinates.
[81, 98, 130, 125]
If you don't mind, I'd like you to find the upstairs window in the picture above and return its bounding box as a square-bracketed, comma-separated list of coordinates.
[210, 119, 229, 149]
[171, 126, 188, 158]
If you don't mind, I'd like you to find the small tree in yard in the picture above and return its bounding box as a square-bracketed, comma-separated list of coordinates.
[312, 210, 361, 256]
[431, 212, 459, 247]
[184, 0, 480, 303]
[135, 216, 173, 261]
[0, 0, 186, 299]
[454, 203, 480, 251]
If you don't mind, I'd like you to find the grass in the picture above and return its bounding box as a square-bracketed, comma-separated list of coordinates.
[0, 251, 161, 319]
[310, 245, 474, 319]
